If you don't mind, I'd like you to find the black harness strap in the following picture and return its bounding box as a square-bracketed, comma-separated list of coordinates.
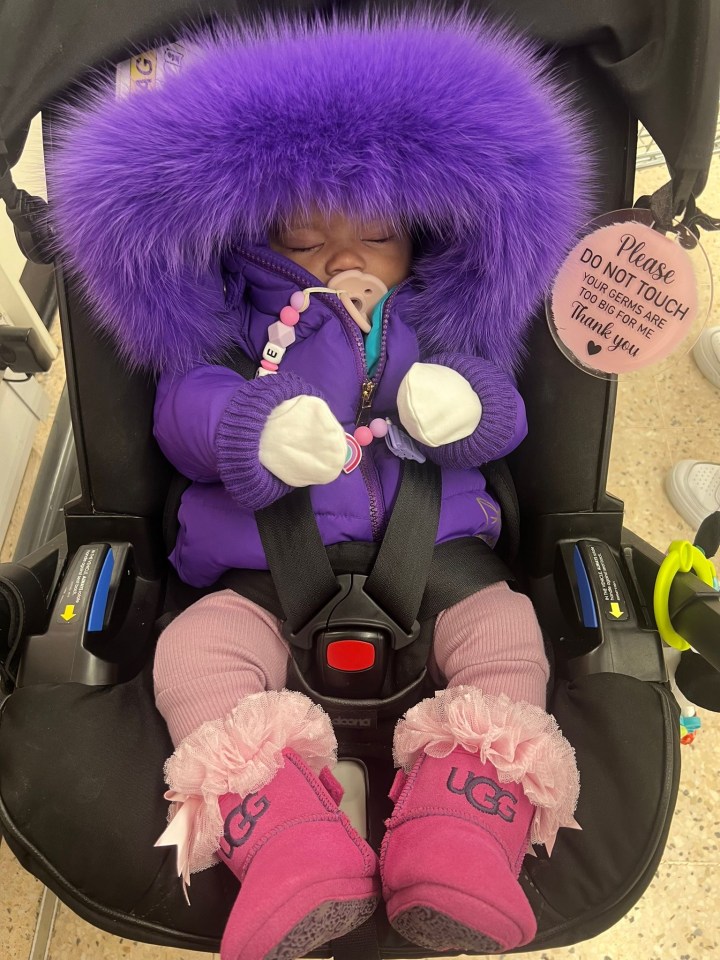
[420, 537, 513, 620]
[252, 453, 513, 697]
[217, 536, 510, 626]
[363, 458, 441, 633]
[255, 456, 443, 695]
[256, 457, 442, 639]
[217, 344, 257, 380]
[255, 488, 339, 635]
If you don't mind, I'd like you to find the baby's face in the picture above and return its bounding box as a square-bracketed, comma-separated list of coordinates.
[269, 211, 412, 289]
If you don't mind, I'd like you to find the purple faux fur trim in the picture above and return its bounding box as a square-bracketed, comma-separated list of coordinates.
[50, 10, 593, 375]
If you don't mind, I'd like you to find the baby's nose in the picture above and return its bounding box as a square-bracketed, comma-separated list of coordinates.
[326, 246, 366, 277]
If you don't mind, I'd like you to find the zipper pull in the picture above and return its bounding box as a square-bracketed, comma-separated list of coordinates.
[356, 379, 376, 425]
[361, 379, 375, 408]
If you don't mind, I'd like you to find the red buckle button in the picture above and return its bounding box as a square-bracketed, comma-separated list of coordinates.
[326, 640, 376, 672]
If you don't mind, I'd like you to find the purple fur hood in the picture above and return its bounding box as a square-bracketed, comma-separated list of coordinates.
[49, 12, 592, 585]
[50, 10, 591, 377]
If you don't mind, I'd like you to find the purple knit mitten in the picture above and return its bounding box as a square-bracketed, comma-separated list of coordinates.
[215, 373, 326, 510]
[414, 354, 526, 469]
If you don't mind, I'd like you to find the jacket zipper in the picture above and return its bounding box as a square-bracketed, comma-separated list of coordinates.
[239, 248, 403, 540]
[354, 282, 406, 539]
[354, 281, 405, 427]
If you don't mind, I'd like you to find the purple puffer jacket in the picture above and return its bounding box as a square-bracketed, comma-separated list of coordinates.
[154, 245, 527, 585]
[49, 14, 592, 588]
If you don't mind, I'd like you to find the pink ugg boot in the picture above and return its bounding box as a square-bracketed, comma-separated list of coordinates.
[381, 686, 580, 953]
[156, 691, 379, 960]
[218, 749, 378, 960]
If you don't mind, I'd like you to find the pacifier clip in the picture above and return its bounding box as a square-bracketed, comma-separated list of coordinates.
[256, 276, 423, 473]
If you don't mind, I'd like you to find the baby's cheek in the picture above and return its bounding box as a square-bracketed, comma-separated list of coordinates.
[383, 252, 413, 288]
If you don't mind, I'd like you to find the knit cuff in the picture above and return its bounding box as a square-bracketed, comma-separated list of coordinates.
[215, 372, 325, 510]
[416, 353, 525, 469]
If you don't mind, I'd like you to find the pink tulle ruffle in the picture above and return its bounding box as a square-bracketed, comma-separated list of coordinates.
[158, 690, 336, 880]
[393, 686, 580, 853]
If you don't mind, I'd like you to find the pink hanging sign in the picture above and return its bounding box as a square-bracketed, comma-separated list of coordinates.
[548, 210, 703, 377]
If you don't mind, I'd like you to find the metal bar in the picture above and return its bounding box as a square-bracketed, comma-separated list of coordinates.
[27, 887, 59, 960]
[14, 386, 80, 560]
[0, 262, 57, 365]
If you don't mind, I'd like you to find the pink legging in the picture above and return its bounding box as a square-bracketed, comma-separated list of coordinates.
[154, 582, 548, 746]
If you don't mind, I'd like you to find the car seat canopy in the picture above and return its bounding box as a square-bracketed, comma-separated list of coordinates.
[49, 9, 593, 376]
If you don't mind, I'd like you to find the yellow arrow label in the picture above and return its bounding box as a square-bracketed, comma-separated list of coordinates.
[609, 602, 623, 619]
[60, 604, 76, 622]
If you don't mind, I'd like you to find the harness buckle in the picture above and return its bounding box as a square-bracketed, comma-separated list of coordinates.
[281, 573, 420, 698]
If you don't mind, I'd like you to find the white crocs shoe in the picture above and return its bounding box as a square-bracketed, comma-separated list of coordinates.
[692, 327, 720, 388]
[665, 460, 720, 530]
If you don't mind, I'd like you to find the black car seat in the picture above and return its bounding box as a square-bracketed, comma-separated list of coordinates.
[1, 1, 720, 956]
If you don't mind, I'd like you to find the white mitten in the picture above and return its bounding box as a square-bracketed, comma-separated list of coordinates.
[259, 395, 347, 486]
[396, 363, 482, 447]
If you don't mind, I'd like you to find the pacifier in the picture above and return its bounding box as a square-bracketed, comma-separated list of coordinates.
[327, 270, 388, 333]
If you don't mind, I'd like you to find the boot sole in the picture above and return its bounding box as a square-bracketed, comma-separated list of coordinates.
[391, 904, 502, 953]
[386, 879, 536, 953]
[265, 895, 379, 960]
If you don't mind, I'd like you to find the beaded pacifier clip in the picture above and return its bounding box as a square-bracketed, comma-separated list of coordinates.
[256, 271, 414, 473]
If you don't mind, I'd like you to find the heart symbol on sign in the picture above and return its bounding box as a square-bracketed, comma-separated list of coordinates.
[587, 341, 602, 356]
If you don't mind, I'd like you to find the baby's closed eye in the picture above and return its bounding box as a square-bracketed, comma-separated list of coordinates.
[285, 243, 323, 253]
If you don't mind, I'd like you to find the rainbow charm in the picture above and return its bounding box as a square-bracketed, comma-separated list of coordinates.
[343, 433, 363, 474]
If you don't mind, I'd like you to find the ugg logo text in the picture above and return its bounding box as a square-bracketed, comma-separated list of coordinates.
[446, 767, 518, 822]
[219, 792, 270, 859]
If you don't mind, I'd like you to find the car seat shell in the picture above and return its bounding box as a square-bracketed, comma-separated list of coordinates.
[2, 3, 719, 955]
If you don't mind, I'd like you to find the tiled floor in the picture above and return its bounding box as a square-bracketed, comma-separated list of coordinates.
[2, 154, 720, 960]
